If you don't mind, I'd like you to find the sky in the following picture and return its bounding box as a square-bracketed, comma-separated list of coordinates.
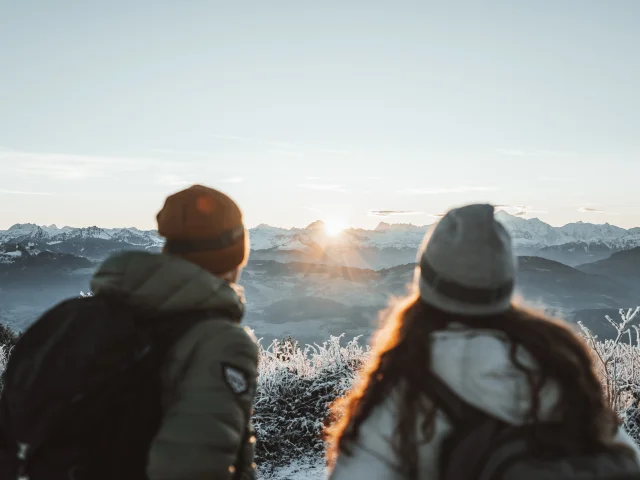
[0, 1, 639, 230]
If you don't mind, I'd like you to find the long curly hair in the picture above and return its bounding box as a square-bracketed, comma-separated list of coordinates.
[326, 293, 620, 478]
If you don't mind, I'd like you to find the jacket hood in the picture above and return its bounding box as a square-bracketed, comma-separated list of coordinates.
[430, 324, 562, 425]
[91, 251, 245, 318]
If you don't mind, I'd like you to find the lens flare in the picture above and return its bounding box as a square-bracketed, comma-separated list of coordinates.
[324, 217, 348, 236]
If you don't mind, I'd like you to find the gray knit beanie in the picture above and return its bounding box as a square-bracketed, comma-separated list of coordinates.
[415, 204, 517, 316]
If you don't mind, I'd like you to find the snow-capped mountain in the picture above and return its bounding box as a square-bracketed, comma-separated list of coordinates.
[249, 213, 640, 255]
[0, 224, 163, 245]
[494, 211, 567, 248]
[249, 220, 429, 251]
[0, 224, 71, 243]
[249, 213, 640, 268]
[2, 212, 639, 267]
[494, 213, 640, 251]
[0, 224, 163, 261]
[558, 221, 628, 242]
[374, 222, 426, 233]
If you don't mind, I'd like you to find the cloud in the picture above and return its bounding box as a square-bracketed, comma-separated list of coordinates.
[151, 148, 212, 156]
[209, 133, 356, 158]
[267, 140, 299, 150]
[1, 148, 174, 180]
[268, 149, 302, 157]
[155, 174, 191, 187]
[0, 188, 52, 196]
[299, 183, 347, 192]
[369, 210, 423, 217]
[211, 134, 297, 150]
[494, 204, 548, 217]
[211, 134, 304, 152]
[577, 207, 620, 215]
[497, 149, 575, 157]
[537, 176, 574, 182]
[155, 174, 243, 187]
[212, 133, 256, 142]
[321, 148, 352, 156]
[578, 207, 604, 213]
[402, 186, 498, 195]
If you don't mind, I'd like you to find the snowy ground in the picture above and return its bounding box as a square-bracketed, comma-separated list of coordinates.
[260, 460, 325, 480]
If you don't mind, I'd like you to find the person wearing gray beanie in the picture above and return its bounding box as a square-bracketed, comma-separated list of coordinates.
[327, 203, 640, 480]
[415, 203, 517, 316]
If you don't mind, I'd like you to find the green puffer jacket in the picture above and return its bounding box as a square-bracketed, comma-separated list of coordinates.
[91, 252, 259, 480]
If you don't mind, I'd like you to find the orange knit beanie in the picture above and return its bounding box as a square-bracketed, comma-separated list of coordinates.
[156, 185, 248, 275]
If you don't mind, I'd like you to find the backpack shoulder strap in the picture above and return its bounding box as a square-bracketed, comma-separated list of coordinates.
[423, 370, 487, 426]
[423, 371, 526, 480]
[133, 306, 233, 347]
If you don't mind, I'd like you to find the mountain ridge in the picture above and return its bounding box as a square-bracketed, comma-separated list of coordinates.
[2, 212, 640, 267]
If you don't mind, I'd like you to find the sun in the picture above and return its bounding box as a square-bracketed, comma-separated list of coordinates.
[324, 216, 348, 237]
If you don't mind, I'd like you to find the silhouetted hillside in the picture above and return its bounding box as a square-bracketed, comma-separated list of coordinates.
[576, 247, 640, 289]
[0, 251, 93, 283]
[516, 256, 635, 311]
[536, 242, 616, 266]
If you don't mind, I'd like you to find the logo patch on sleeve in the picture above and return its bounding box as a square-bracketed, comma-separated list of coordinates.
[222, 364, 249, 395]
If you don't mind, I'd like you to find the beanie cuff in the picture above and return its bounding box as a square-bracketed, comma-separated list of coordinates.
[178, 239, 248, 275]
[164, 226, 245, 255]
[419, 257, 514, 306]
[415, 267, 513, 316]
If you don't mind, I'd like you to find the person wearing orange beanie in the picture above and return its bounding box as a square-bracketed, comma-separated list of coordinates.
[157, 184, 250, 279]
[89, 185, 259, 480]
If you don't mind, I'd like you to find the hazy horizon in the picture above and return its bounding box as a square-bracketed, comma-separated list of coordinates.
[1, 1, 639, 230]
[1, 207, 639, 232]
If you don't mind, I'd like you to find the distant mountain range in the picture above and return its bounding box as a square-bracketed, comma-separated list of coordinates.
[1, 213, 638, 344]
[2, 212, 640, 268]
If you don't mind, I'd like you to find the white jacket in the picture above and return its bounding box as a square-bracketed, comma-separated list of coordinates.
[328, 325, 640, 480]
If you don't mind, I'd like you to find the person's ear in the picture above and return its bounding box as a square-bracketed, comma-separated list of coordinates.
[220, 267, 242, 283]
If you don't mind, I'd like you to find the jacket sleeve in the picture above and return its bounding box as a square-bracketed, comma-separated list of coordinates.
[147, 322, 259, 480]
[614, 426, 640, 464]
[329, 387, 451, 480]
[236, 419, 257, 480]
[329, 442, 407, 480]
[328, 392, 415, 480]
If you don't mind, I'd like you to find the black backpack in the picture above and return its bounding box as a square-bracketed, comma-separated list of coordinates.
[0, 294, 231, 480]
[424, 371, 640, 480]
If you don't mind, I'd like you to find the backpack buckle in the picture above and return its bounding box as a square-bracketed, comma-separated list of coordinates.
[17, 443, 29, 461]
[16, 442, 30, 480]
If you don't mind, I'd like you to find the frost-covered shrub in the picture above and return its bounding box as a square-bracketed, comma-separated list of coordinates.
[0, 345, 12, 392]
[0, 345, 9, 382]
[0, 323, 18, 350]
[579, 308, 640, 409]
[253, 335, 368, 471]
[0, 323, 17, 391]
[579, 307, 640, 444]
[1, 303, 639, 469]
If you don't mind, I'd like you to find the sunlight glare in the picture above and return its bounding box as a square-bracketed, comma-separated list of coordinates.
[324, 217, 348, 237]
